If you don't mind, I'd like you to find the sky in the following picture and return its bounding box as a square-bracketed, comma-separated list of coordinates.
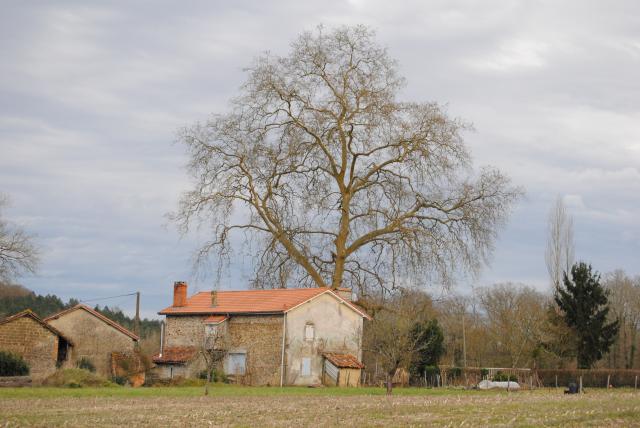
[1, 1, 639, 319]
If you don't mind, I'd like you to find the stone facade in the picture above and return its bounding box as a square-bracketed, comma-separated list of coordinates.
[47, 308, 137, 377]
[226, 315, 283, 386]
[161, 314, 284, 386]
[164, 315, 206, 348]
[0, 315, 67, 380]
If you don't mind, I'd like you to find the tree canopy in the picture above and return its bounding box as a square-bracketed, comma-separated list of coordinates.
[175, 25, 520, 292]
[555, 262, 619, 368]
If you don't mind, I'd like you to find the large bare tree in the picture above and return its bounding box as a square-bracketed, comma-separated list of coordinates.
[0, 195, 39, 282]
[545, 196, 574, 291]
[175, 25, 520, 292]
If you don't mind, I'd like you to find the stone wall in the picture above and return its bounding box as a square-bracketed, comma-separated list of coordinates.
[226, 315, 283, 386]
[0, 316, 59, 380]
[48, 309, 136, 377]
[164, 315, 206, 348]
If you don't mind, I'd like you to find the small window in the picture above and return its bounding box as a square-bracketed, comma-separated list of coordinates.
[301, 357, 311, 376]
[304, 323, 315, 341]
[225, 352, 246, 375]
[205, 324, 218, 337]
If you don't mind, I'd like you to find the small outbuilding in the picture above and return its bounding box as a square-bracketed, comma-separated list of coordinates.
[0, 310, 73, 380]
[45, 304, 139, 377]
[322, 352, 364, 387]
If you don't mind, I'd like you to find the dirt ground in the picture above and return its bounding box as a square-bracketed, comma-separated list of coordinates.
[1, 388, 639, 427]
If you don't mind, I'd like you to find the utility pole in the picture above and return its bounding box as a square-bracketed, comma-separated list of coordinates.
[134, 291, 140, 337]
[462, 309, 467, 368]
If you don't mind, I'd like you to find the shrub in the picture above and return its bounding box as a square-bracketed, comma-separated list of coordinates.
[111, 375, 128, 386]
[43, 368, 113, 388]
[77, 357, 96, 373]
[449, 367, 462, 378]
[198, 368, 229, 383]
[480, 368, 489, 378]
[0, 351, 29, 376]
[493, 371, 517, 382]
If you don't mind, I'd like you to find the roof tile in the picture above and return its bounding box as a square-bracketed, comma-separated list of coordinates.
[158, 287, 370, 319]
[323, 352, 365, 369]
[153, 346, 198, 364]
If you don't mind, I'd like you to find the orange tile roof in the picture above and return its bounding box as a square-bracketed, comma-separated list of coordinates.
[153, 346, 198, 364]
[204, 315, 228, 324]
[158, 287, 370, 319]
[158, 287, 323, 314]
[323, 352, 365, 369]
[45, 304, 139, 341]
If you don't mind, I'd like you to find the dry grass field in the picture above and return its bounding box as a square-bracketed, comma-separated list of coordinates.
[1, 387, 639, 427]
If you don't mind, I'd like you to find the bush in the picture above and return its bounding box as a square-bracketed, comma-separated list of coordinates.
[43, 369, 113, 388]
[493, 371, 517, 382]
[77, 357, 96, 373]
[0, 351, 29, 376]
[198, 368, 229, 383]
[111, 375, 128, 386]
[480, 368, 489, 378]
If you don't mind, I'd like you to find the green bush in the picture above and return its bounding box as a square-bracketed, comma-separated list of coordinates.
[111, 375, 128, 386]
[198, 368, 229, 383]
[0, 351, 29, 376]
[449, 367, 462, 378]
[77, 357, 96, 373]
[493, 371, 517, 382]
[480, 368, 489, 378]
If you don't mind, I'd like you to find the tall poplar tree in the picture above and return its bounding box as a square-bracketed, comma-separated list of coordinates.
[555, 262, 619, 368]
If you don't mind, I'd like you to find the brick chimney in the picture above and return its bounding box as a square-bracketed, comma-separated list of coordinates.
[335, 287, 353, 302]
[173, 281, 188, 307]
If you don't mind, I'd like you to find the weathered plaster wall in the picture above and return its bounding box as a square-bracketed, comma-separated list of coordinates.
[0, 317, 59, 380]
[285, 293, 363, 385]
[48, 310, 136, 377]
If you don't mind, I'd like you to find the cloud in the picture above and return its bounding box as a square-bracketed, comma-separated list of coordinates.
[1, 0, 639, 315]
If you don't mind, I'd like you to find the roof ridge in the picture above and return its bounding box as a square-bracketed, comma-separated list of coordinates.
[45, 304, 139, 341]
[0, 309, 74, 344]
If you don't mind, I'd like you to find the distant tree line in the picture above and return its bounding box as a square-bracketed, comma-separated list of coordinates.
[0, 282, 161, 343]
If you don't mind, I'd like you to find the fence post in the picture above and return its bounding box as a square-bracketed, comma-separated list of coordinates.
[606, 374, 610, 389]
[555, 375, 558, 390]
[579, 376, 583, 394]
[529, 376, 533, 390]
[635, 375, 638, 390]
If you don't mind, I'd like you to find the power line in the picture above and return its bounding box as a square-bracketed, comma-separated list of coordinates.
[79, 292, 138, 304]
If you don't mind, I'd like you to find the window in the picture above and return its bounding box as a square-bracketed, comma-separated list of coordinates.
[301, 357, 311, 376]
[225, 352, 246, 375]
[205, 324, 218, 337]
[304, 323, 315, 341]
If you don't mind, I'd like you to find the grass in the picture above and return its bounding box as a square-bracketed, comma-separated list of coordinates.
[0, 384, 476, 399]
[0, 386, 639, 427]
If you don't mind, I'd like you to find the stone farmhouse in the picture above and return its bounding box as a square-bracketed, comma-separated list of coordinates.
[45, 304, 139, 378]
[153, 282, 370, 386]
[0, 310, 73, 380]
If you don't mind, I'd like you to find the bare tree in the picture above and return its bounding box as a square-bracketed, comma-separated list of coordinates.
[174, 25, 521, 292]
[201, 321, 229, 395]
[477, 283, 548, 368]
[604, 270, 640, 369]
[545, 196, 574, 291]
[0, 195, 39, 282]
[361, 289, 434, 393]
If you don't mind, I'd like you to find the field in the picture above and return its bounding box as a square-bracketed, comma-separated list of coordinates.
[1, 386, 639, 427]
